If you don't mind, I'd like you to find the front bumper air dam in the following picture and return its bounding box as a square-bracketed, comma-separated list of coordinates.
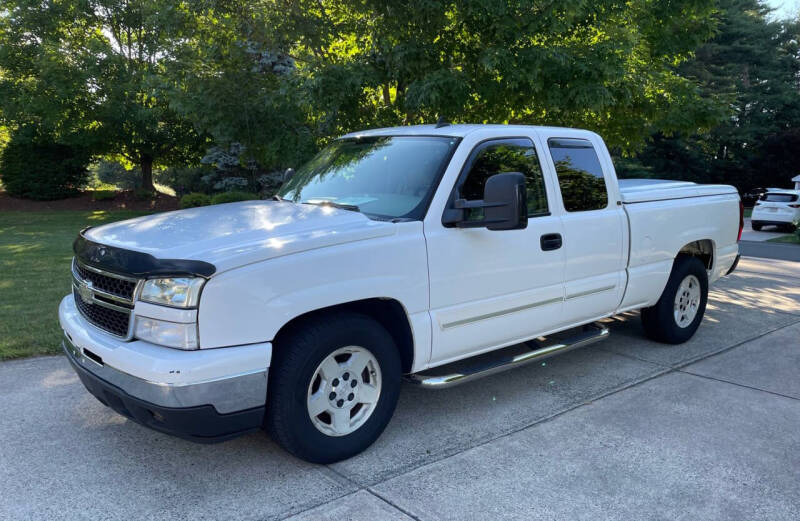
[63, 336, 265, 443]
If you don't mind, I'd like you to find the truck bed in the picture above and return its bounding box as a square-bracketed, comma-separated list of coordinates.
[619, 179, 738, 203]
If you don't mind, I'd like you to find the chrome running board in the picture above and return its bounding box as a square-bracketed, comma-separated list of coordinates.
[405, 323, 610, 389]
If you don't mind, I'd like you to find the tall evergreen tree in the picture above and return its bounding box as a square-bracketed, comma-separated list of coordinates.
[621, 0, 800, 191]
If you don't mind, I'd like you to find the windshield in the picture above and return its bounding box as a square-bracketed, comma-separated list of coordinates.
[277, 136, 459, 220]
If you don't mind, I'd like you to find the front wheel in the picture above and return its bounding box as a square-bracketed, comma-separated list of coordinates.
[751, 221, 763, 231]
[264, 312, 401, 463]
[641, 255, 709, 344]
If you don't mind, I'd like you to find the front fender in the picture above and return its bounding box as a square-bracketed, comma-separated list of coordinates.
[197, 222, 430, 357]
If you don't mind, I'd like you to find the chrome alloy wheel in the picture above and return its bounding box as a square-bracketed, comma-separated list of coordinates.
[674, 274, 701, 328]
[306, 346, 382, 437]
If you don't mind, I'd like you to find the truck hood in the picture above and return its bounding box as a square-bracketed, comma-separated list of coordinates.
[84, 201, 396, 273]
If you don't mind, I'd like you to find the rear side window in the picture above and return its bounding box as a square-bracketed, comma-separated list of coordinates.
[547, 138, 608, 212]
[460, 138, 549, 217]
[762, 193, 798, 203]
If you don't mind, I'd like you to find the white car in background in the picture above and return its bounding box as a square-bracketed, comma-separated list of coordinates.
[751, 190, 800, 232]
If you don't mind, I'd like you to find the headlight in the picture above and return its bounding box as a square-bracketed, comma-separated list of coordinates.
[134, 317, 198, 350]
[139, 277, 205, 308]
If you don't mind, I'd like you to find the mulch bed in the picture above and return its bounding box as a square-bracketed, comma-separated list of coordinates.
[0, 191, 180, 212]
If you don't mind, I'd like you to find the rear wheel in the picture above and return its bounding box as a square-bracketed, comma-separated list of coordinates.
[641, 255, 708, 344]
[751, 221, 763, 231]
[265, 312, 401, 463]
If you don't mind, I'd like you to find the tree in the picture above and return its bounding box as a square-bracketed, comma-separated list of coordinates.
[0, 0, 206, 192]
[165, 2, 315, 172]
[272, 0, 723, 152]
[1, 0, 734, 197]
[620, 1, 800, 190]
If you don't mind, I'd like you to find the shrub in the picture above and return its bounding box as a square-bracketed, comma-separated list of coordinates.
[157, 165, 215, 196]
[133, 188, 154, 201]
[210, 191, 260, 205]
[180, 192, 211, 208]
[258, 171, 285, 194]
[0, 131, 90, 200]
[93, 160, 141, 190]
[91, 190, 117, 201]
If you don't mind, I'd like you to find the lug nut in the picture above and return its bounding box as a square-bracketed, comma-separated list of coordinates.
[351, 380, 357, 388]
[332, 378, 339, 387]
[337, 399, 344, 407]
[348, 393, 354, 401]
[343, 372, 350, 380]
[329, 392, 336, 400]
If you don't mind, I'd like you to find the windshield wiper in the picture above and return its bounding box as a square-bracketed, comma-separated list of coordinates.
[302, 200, 361, 212]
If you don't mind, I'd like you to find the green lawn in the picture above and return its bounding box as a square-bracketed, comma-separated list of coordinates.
[744, 208, 752, 218]
[0, 211, 149, 360]
[767, 233, 800, 244]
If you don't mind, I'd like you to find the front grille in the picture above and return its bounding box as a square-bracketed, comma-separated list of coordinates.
[74, 262, 137, 300]
[73, 287, 131, 337]
[72, 258, 139, 338]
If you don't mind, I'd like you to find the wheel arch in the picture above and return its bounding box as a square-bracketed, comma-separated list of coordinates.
[272, 298, 416, 374]
[677, 239, 715, 271]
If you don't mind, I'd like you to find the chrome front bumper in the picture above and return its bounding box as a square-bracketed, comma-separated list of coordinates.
[62, 334, 267, 414]
[63, 335, 266, 442]
[59, 294, 271, 416]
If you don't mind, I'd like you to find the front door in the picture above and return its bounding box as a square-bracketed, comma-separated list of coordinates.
[425, 136, 566, 366]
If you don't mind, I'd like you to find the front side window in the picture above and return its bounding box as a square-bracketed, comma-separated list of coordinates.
[548, 138, 609, 212]
[278, 136, 459, 220]
[459, 139, 549, 218]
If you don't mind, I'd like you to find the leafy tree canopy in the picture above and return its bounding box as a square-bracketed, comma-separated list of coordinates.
[619, 0, 800, 190]
[2, 0, 797, 197]
[275, 0, 723, 151]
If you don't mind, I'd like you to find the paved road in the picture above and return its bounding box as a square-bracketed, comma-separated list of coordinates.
[741, 217, 787, 242]
[2, 257, 800, 520]
[740, 240, 800, 261]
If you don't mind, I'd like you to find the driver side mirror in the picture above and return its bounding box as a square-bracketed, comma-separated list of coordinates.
[444, 172, 528, 230]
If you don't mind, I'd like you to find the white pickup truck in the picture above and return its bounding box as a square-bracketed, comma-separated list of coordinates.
[60, 124, 743, 463]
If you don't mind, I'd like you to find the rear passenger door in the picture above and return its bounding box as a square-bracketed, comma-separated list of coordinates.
[540, 134, 627, 326]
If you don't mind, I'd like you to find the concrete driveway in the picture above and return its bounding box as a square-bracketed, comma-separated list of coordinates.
[2, 257, 799, 521]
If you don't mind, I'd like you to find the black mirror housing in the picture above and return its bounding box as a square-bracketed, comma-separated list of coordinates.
[483, 172, 527, 230]
[446, 172, 527, 230]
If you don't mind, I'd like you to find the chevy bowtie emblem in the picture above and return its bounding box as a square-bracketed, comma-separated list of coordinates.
[77, 280, 94, 302]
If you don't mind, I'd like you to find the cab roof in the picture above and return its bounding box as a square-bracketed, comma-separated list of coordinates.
[340, 123, 595, 140]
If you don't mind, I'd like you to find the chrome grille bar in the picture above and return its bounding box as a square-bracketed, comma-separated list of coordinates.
[71, 258, 142, 339]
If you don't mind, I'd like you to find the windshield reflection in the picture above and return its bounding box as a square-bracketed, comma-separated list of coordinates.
[278, 136, 459, 220]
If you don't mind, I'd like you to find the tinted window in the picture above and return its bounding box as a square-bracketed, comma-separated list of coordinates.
[548, 138, 608, 212]
[278, 136, 459, 220]
[762, 193, 798, 203]
[460, 139, 548, 218]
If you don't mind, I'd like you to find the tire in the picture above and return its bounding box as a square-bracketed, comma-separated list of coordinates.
[264, 311, 402, 463]
[751, 221, 762, 231]
[641, 255, 708, 344]
[781, 223, 796, 233]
